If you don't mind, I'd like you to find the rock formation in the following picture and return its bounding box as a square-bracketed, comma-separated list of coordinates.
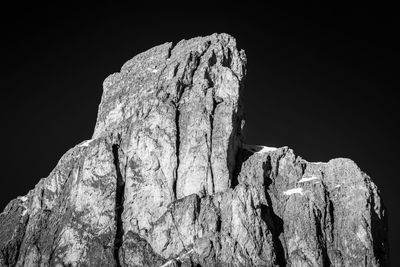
[0, 33, 389, 266]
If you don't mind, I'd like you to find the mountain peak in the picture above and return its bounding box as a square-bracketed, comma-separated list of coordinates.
[0, 34, 389, 266]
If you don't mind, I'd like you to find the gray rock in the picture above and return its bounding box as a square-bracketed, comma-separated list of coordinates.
[237, 145, 389, 266]
[0, 33, 388, 266]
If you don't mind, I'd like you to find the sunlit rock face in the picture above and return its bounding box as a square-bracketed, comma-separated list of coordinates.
[0, 34, 389, 266]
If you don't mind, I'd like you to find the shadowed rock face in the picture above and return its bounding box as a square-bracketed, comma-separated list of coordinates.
[0, 33, 389, 266]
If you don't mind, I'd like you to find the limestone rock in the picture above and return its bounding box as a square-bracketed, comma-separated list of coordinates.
[237, 145, 389, 266]
[0, 33, 388, 266]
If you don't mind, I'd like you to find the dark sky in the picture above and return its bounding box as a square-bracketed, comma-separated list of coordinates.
[1, 4, 398, 263]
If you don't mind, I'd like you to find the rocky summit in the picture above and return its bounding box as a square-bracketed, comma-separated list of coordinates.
[0, 33, 389, 266]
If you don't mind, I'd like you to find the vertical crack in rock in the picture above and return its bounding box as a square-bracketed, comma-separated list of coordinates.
[167, 40, 176, 59]
[328, 199, 335, 239]
[318, 176, 333, 266]
[171, 56, 194, 199]
[222, 47, 233, 68]
[205, 66, 216, 194]
[313, 206, 331, 266]
[207, 95, 220, 194]
[321, 172, 335, 245]
[173, 98, 181, 200]
[215, 214, 222, 233]
[323, 186, 333, 265]
[112, 144, 125, 267]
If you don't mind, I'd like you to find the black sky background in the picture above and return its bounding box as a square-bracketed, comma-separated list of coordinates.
[1, 4, 398, 263]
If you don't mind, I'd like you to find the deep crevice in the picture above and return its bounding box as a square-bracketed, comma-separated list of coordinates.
[167, 41, 176, 59]
[204, 69, 214, 88]
[207, 96, 221, 194]
[328, 199, 335, 239]
[216, 215, 222, 233]
[173, 105, 180, 200]
[313, 207, 331, 266]
[112, 144, 125, 267]
[320, 177, 333, 266]
[208, 51, 217, 66]
[222, 48, 232, 68]
[171, 81, 186, 200]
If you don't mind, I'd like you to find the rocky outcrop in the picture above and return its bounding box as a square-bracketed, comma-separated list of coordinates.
[0, 33, 389, 266]
[237, 145, 389, 266]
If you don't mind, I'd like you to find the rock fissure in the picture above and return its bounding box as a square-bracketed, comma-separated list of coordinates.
[112, 144, 125, 267]
[167, 41, 175, 59]
[262, 158, 287, 267]
[313, 206, 330, 265]
[173, 104, 180, 200]
[206, 96, 220, 195]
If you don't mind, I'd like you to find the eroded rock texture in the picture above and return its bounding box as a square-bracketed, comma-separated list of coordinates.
[0, 33, 389, 266]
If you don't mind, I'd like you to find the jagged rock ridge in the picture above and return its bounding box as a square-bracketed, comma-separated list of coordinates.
[0, 33, 389, 266]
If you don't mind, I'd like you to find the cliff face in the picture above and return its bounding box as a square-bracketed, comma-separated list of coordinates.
[0, 33, 389, 266]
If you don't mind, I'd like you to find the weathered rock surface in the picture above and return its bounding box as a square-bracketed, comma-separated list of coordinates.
[0, 33, 389, 266]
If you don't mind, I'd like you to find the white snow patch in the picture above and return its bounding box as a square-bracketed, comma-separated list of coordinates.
[334, 185, 341, 188]
[283, 188, 304, 196]
[78, 139, 93, 147]
[298, 175, 320, 183]
[257, 146, 278, 153]
[243, 144, 278, 154]
[160, 249, 194, 267]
